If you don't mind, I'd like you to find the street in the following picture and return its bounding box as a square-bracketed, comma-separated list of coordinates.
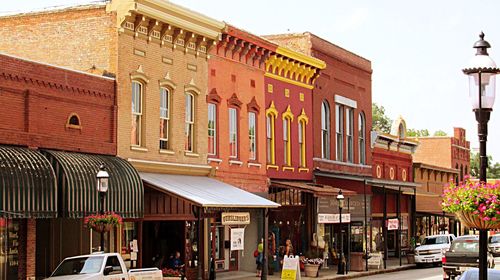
[357, 267, 442, 280]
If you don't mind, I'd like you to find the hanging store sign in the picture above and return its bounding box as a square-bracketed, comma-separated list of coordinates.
[317, 213, 351, 224]
[222, 212, 251, 225]
[230, 228, 245, 251]
[386, 218, 399, 230]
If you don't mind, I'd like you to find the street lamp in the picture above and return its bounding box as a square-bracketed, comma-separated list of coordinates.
[463, 32, 500, 280]
[96, 164, 109, 252]
[337, 190, 345, 275]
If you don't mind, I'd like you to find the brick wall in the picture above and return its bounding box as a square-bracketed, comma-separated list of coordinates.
[412, 138, 452, 168]
[0, 53, 116, 155]
[0, 5, 117, 74]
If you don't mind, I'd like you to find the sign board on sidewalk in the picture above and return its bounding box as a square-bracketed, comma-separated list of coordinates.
[386, 218, 399, 230]
[317, 213, 351, 224]
[281, 255, 301, 280]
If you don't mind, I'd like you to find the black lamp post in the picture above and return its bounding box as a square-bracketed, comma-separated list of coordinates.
[337, 190, 345, 275]
[463, 32, 500, 280]
[96, 164, 109, 252]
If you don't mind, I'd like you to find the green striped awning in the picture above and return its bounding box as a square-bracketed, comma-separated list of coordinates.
[44, 150, 143, 218]
[0, 145, 57, 218]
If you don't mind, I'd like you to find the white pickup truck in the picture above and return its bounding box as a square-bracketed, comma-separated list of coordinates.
[45, 252, 162, 280]
[414, 234, 456, 267]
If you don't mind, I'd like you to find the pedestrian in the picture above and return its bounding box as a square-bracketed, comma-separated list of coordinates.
[255, 238, 264, 277]
[284, 238, 294, 256]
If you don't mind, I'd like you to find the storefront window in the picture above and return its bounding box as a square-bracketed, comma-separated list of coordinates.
[0, 219, 19, 280]
[371, 219, 383, 253]
[350, 222, 364, 252]
[186, 221, 198, 268]
[121, 222, 138, 269]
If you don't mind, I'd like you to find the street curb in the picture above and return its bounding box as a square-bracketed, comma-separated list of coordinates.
[316, 265, 416, 280]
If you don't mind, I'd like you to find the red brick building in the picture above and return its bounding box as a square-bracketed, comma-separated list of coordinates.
[265, 33, 372, 267]
[0, 53, 142, 279]
[370, 116, 419, 265]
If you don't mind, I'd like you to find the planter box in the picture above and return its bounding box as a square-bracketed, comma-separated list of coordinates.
[163, 277, 182, 280]
[304, 264, 320, 277]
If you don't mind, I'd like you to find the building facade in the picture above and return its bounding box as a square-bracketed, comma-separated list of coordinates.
[0, 53, 144, 280]
[265, 33, 373, 269]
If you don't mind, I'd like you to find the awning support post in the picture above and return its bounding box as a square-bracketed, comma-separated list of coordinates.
[196, 206, 203, 280]
[383, 186, 387, 270]
[363, 180, 368, 271]
[261, 209, 269, 280]
[397, 186, 401, 267]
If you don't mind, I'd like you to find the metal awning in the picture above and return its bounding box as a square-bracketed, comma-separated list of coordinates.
[271, 180, 356, 196]
[367, 178, 420, 189]
[140, 173, 280, 208]
[44, 150, 143, 218]
[0, 145, 57, 218]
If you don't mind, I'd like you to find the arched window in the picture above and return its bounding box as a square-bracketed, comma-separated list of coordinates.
[66, 113, 82, 129]
[185, 93, 195, 152]
[336, 104, 344, 161]
[131, 81, 143, 146]
[208, 103, 217, 155]
[321, 101, 330, 159]
[248, 111, 257, 160]
[282, 105, 294, 167]
[358, 112, 366, 164]
[229, 107, 238, 158]
[69, 115, 80, 126]
[266, 102, 278, 165]
[297, 109, 308, 168]
[346, 107, 354, 163]
[159, 87, 170, 150]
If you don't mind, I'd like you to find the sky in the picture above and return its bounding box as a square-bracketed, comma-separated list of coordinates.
[2, 0, 500, 162]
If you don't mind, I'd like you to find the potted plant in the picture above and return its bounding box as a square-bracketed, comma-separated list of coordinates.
[406, 237, 416, 264]
[300, 257, 324, 278]
[442, 177, 500, 230]
[84, 212, 123, 233]
[162, 268, 182, 279]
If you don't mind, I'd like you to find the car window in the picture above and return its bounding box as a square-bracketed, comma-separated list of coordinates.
[489, 235, 500, 243]
[51, 256, 104, 276]
[450, 240, 479, 253]
[105, 256, 123, 275]
[422, 236, 449, 245]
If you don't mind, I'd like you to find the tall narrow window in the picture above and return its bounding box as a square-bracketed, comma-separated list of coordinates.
[298, 119, 306, 167]
[248, 112, 257, 160]
[208, 103, 217, 155]
[346, 107, 354, 163]
[185, 93, 195, 152]
[229, 108, 238, 158]
[358, 112, 366, 164]
[266, 115, 273, 164]
[336, 104, 344, 161]
[321, 101, 330, 159]
[283, 117, 291, 165]
[131, 81, 142, 146]
[159, 87, 170, 150]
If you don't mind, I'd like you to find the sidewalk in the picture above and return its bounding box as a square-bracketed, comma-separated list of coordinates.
[217, 258, 415, 280]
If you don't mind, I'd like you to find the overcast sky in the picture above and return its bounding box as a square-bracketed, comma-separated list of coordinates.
[3, 0, 500, 163]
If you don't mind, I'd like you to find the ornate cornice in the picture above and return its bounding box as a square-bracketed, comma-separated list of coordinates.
[247, 97, 260, 113]
[297, 108, 309, 124]
[227, 93, 242, 108]
[207, 88, 221, 104]
[266, 101, 278, 117]
[282, 105, 294, 121]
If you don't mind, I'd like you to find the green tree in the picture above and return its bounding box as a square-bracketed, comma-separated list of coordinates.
[433, 130, 448, 136]
[470, 152, 499, 178]
[372, 103, 392, 133]
[406, 129, 430, 137]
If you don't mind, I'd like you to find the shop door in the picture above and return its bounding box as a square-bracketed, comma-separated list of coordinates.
[212, 224, 226, 271]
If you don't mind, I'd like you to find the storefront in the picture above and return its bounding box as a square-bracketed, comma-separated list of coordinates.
[139, 173, 279, 279]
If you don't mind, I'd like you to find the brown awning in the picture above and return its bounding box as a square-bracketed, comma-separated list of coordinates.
[270, 180, 356, 196]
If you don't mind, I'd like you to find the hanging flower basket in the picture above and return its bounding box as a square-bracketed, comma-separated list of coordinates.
[442, 177, 500, 230]
[84, 212, 123, 232]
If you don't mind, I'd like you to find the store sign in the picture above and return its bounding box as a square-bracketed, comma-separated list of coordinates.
[221, 212, 250, 225]
[317, 213, 351, 224]
[386, 218, 399, 230]
[230, 228, 245, 251]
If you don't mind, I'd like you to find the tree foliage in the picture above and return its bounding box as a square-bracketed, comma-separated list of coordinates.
[406, 129, 430, 137]
[433, 130, 448, 136]
[470, 152, 500, 178]
[372, 103, 392, 133]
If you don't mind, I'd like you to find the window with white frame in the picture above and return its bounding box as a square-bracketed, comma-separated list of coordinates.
[185, 93, 195, 152]
[321, 101, 330, 159]
[248, 112, 257, 160]
[359, 112, 366, 164]
[266, 114, 273, 164]
[229, 108, 238, 158]
[131, 81, 142, 146]
[159, 87, 170, 150]
[298, 119, 306, 167]
[336, 104, 344, 161]
[283, 117, 291, 166]
[346, 107, 354, 163]
[208, 103, 217, 156]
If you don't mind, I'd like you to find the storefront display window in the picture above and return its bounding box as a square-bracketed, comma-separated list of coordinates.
[121, 222, 138, 269]
[350, 222, 364, 252]
[0, 219, 19, 280]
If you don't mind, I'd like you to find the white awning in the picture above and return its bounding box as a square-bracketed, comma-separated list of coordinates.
[139, 173, 280, 208]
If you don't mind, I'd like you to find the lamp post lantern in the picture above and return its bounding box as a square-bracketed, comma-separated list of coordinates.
[96, 164, 109, 252]
[463, 32, 500, 280]
[337, 190, 345, 275]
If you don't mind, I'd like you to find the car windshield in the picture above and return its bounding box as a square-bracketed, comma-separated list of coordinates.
[489, 235, 500, 244]
[422, 236, 449, 245]
[51, 256, 104, 276]
[450, 240, 479, 253]
[461, 269, 500, 280]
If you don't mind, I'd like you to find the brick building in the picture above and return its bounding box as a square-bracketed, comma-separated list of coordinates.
[412, 127, 470, 182]
[370, 116, 419, 267]
[0, 53, 143, 279]
[0, 2, 278, 278]
[265, 33, 373, 269]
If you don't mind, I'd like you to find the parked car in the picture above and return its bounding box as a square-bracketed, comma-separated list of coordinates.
[45, 252, 162, 280]
[488, 233, 500, 257]
[414, 234, 456, 267]
[457, 268, 500, 280]
[442, 236, 495, 280]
